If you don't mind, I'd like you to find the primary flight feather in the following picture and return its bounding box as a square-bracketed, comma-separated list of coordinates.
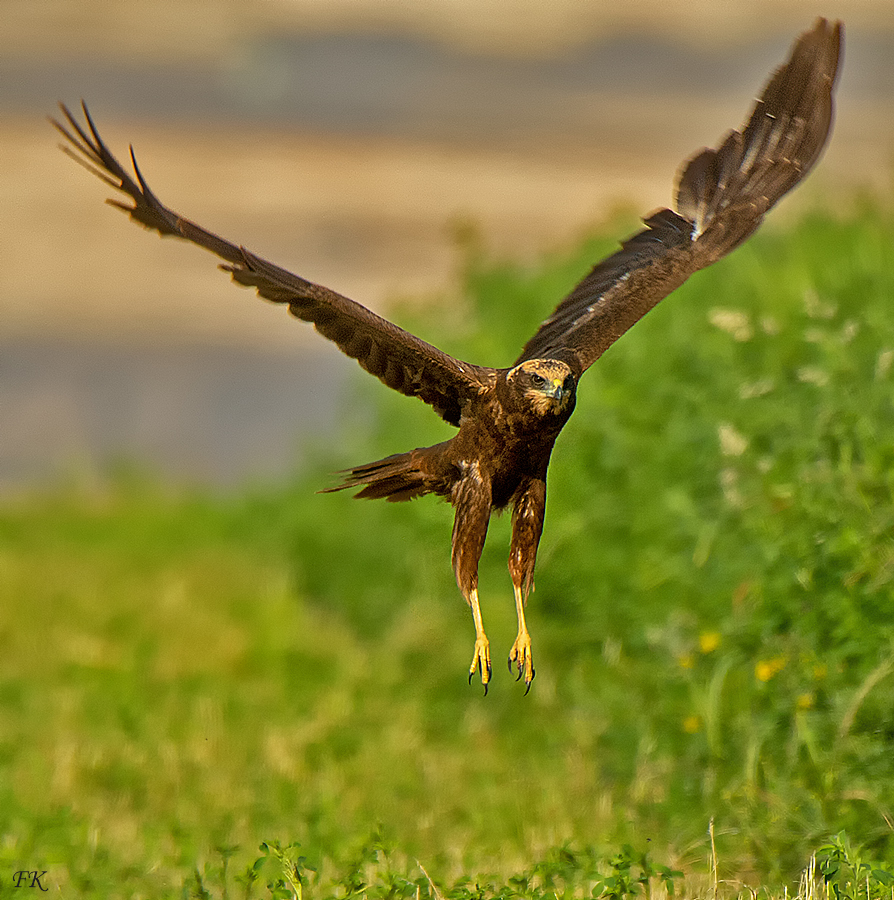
[52, 18, 842, 692]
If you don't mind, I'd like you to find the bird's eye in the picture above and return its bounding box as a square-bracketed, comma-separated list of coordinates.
[530, 373, 547, 388]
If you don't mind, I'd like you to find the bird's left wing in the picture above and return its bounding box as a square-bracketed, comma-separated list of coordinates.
[52, 103, 493, 427]
[515, 18, 842, 376]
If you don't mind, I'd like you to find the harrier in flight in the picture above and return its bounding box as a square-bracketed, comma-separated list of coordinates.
[53, 19, 841, 692]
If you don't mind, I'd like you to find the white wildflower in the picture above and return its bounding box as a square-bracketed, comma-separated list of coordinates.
[797, 367, 830, 386]
[740, 379, 774, 399]
[718, 423, 748, 457]
[709, 308, 752, 341]
[719, 468, 745, 508]
[803, 289, 836, 319]
[761, 316, 780, 335]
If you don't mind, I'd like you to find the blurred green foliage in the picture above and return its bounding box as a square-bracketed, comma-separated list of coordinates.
[1, 196, 893, 897]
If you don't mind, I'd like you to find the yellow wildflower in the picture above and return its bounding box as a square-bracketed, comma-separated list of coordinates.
[683, 715, 701, 734]
[797, 693, 815, 710]
[699, 631, 721, 654]
[755, 656, 787, 682]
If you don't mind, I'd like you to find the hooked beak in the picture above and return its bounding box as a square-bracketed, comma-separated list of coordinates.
[547, 377, 570, 404]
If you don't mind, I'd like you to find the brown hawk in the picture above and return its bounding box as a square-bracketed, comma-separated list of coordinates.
[52, 19, 841, 692]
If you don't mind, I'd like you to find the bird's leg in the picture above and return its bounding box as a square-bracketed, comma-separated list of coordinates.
[508, 479, 546, 692]
[508, 582, 534, 691]
[467, 586, 491, 691]
[450, 463, 493, 693]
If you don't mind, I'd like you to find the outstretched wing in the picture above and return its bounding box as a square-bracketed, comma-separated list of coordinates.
[516, 18, 842, 375]
[51, 103, 493, 427]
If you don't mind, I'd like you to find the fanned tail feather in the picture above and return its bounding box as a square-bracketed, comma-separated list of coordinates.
[322, 449, 442, 502]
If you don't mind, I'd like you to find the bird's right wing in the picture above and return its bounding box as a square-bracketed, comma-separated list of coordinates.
[51, 103, 493, 427]
[515, 18, 842, 376]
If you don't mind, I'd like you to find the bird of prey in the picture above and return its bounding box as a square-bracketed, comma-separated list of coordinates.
[52, 19, 841, 693]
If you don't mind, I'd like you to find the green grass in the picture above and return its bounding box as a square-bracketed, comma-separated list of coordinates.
[2, 195, 894, 897]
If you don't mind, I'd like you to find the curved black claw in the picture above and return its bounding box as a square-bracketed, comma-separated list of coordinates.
[508, 636, 534, 688]
[524, 668, 535, 696]
[469, 670, 490, 696]
[469, 636, 491, 695]
[469, 659, 491, 696]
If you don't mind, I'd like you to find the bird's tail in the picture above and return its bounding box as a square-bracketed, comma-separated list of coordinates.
[321, 444, 448, 502]
[676, 17, 841, 263]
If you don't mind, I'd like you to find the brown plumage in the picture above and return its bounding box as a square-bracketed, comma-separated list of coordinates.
[51, 19, 842, 692]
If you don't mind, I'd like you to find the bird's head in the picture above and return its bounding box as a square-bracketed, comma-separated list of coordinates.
[507, 359, 577, 417]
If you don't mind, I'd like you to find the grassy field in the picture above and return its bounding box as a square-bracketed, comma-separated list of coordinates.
[2, 196, 894, 897]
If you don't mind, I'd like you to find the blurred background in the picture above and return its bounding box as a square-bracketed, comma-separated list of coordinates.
[2, 0, 892, 490]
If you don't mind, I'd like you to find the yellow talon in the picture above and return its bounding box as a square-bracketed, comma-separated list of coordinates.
[510, 584, 535, 691]
[508, 631, 535, 691]
[469, 635, 492, 692]
[467, 587, 492, 693]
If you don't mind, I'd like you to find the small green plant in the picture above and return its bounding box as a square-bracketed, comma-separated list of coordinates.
[591, 845, 683, 900]
[249, 842, 317, 900]
[815, 834, 894, 900]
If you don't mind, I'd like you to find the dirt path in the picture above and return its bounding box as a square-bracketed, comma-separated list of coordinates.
[4, 105, 884, 349]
